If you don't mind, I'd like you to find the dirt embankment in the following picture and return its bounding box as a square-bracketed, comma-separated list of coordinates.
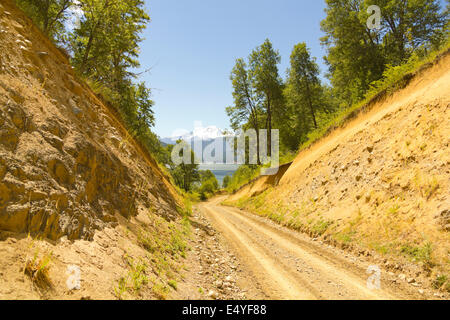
[227, 162, 292, 202]
[0, 0, 180, 241]
[0, 0, 188, 300]
[226, 51, 450, 293]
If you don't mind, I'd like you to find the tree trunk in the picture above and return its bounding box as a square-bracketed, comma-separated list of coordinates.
[249, 112, 261, 166]
[246, 92, 261, 165]
[81, 29, 95, 72]
[183, 167, 189, 191]
[305, 82, 317, 129]
[256, 125, 261, 165]
[43, 0, 50, 35]
[266, 94, 272, 157]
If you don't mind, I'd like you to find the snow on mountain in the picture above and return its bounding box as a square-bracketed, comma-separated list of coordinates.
[190, 126, 225, 140]
[161, 125, 228, 145]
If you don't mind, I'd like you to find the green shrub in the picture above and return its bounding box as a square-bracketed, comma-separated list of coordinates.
[226, 165, 260, 193]
[400, 242, 433, 264]
[432, 275, 448, 291]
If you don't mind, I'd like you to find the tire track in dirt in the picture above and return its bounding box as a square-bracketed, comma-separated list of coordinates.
[201, 204, 317, 300]
[199, 197, 411, 300]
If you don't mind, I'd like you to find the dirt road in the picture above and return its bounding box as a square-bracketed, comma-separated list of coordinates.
[198, 197, 417, 300]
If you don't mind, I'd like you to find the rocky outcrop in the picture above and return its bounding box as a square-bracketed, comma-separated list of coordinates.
[0, 0, 179, 241]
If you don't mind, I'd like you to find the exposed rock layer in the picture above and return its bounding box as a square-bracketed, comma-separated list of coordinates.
[0, 0, 179, 240]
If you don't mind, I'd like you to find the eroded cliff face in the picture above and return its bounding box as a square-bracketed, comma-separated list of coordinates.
[0, 0, 179, 241]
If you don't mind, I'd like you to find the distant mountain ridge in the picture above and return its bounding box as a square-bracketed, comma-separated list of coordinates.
[161, 126, 239, 174]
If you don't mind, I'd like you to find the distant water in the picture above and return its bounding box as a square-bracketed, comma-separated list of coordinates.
[211, 170, 236, 187]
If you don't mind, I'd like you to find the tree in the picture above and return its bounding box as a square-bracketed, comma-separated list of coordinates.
[70, 0, 149, 84]
[134, 82, 155, 134]
[286, 43, 321, 129]
[321, 0, 386, 105]
[281, 83, 314, 150]
[227, 40, 283, 163]
[248, 39, 283, 156]
[222, 175, 230, 189]
[167, 144, 200, 192]
[374, 0, 447, 64]
[70, 0, 115, 74]
[197, 170, 219, 200]
[16, 0, 74, 40]
[68, 0, 158, 161]
[321, 0, 447, 105]
[199, 170, 217, 184]
[178, 160, 200, 192]
[226, 58, 262, 164]
[279, 44, 338, 151]
[106, 0, 149, 91]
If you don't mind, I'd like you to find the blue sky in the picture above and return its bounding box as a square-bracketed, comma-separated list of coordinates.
[137, 0, 328, 138]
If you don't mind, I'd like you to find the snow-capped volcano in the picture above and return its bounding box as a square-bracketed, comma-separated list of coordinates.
[190, 126, 225, 140]
[160, 124, 238, 172]
[161, 125, 228, 145]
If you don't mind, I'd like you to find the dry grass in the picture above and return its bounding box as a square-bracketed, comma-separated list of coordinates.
[113, 206, 192, 300]
[113, 255, 150, 300]
[152, 283, 170, 300]
[24, 249, 53, 291]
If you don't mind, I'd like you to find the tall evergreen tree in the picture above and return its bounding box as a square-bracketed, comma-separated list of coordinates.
[226, 58, 262, 164]
[286, 43, 322, 129]
[70, 0, 149, 86]
[249, 39, 283, 156]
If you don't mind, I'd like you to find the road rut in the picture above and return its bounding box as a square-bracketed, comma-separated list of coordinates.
[198, 197, 412, 300]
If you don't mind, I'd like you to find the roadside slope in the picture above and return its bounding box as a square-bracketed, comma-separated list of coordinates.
[226, 51, 450, 294]
[227, 162, 292, 202]
[0, 0, 179, 240]
[0, 0, 187, 300]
